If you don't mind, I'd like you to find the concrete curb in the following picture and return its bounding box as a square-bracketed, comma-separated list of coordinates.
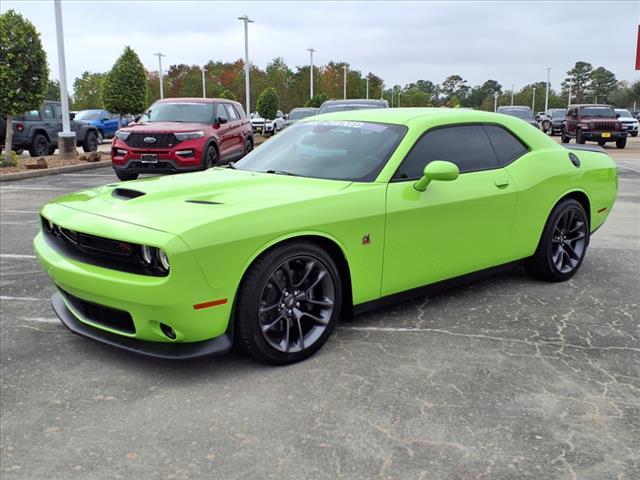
[0, 161, 111, 183]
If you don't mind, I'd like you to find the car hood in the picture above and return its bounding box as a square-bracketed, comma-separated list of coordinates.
[50, 168, 352, 235]
[123, 122, 209, 133]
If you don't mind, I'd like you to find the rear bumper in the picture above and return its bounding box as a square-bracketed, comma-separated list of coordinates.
[51, 292, 232, 359]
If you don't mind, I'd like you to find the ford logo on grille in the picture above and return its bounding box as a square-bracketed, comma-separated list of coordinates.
[143, 137, 157, 144]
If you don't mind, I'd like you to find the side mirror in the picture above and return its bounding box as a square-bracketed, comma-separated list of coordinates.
[69, 113, 76, 120]
[216, 117, 228, 125]
[414, 161, 460, 192]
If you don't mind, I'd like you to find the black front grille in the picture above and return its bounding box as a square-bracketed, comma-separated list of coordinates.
[60, 288, 135, 334]
[591, 121, 617, 131]
[125, 133, 178, 148]
[41, 217, 167, 277]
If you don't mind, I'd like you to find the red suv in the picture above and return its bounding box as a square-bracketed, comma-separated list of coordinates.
[111, 98, 254, 181]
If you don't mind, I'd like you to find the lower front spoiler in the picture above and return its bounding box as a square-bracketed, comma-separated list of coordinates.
[51, 292, 232, 360]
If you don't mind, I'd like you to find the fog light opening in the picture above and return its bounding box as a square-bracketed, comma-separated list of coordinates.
[160, 323, 176, 340]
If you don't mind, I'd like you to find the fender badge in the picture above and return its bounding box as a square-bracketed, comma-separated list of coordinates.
[362, 234, 371, 245]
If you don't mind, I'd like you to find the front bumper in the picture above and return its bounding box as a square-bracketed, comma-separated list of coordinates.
[35, 204, 237, 357]
[582, 131, 627, 141]
[252, 123, 273, 134]
[113, 158, 201, 175]
[111, 138, 203, 173]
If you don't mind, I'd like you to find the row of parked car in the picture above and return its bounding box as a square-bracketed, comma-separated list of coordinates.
[498, 104, 636, 149]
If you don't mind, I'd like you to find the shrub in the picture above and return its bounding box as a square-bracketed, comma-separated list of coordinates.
[256, 87, 279, 119]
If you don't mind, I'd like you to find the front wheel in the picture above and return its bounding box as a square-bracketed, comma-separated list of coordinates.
[202, 144, 218, 169]
[576, 129, 585, 144]
[526, 199, 589, 282]
[616, 137, 627, 149]
[631, 132, 638, 137]
[243, 137, 253, 156]
[561, 130, 570, 143]
[235, 241, 343, 364]
[82, 131, 99, 152]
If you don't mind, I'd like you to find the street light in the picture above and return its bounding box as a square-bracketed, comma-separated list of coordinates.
[544, 67, 551, 112]
[307, 47, 315, 99]
[154, 52, 166, 99]
[201, 65, 207, 98]
[342, 65, 347, 99]
[493, 91, 500, 112]
[398, 90, 401, 107]
[366, 76, 369, 99]
[238, 15, 254, 115]
[532, 87, 536, 113]
[53, 0, 75, 159]
[511, 84, 515, 106]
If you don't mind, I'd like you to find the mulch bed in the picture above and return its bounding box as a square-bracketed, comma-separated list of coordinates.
[0, 152, 108, 175]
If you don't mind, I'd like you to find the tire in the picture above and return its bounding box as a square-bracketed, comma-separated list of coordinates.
[243, 137, 253, 156]
[526, 199, 589, 282]
[202, 144, 218, 169]
[616, 137, 627, 149]
[115, 170, 138, 181]
[597, 140, 606, 147]
[631, 132, 638, 137]
[561, 130, 570, 143]
[96, 130, 104, 145]
[82, 131, 99, 152]
[47, 145, 56, 155]
[29, 133, 50, 157]
[271, 124, 277, 137]
[235, 241, 343, 365]
[576, 129, 585, 144]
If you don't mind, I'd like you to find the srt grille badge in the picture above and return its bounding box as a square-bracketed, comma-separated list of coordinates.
[143, 137, 157, 144]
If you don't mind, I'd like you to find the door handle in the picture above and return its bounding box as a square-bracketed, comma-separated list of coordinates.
[494, 179, 510, 188]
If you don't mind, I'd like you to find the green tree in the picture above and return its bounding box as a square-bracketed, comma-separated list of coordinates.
[256, 87, 279, 119]
[45, 79, 61, 101]
[0, 10, 48, 165]
[305, 92, 327, 108]
[561, 61, 592, 103]
[440, 75, 469, 103]
[72, 71, 105, 110]
[102, 46, 148, 115]
[220, 89, 237, 101]
[589, 67, 617, 103]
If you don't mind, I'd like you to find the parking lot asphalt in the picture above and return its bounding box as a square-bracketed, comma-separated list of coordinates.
[1, 138, 639, 479]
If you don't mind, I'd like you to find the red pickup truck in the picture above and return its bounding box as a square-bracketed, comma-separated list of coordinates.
[111, 98, 254, 181]
[561, 104, 626, 149]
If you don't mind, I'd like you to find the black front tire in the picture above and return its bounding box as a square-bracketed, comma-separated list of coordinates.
[631, 132, 638, 137]
[616, 137, 627, 149]
[47, 145, 56, 155]
[82, 131, 99, 152]
[576, 129, 585, 144]
[202, 144, 218, 169]
[243, 137, 253, 156]
[235, 241, 343, 365]
[526, 199, 589, 282]
[29, 133, 50, 157]
[561, 130, 570, 143]
[115, 170, 138, 181]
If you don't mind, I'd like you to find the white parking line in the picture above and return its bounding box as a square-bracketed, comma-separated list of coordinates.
[1, 210, 39, 214]
[618, 165, 640, 174]
[18, 317, 59, 324]
[0, 186, 72, 191]
[0, 296, 46, 301]
[60, 173, 112, 177]
[0, 254, 37, 259]
[1, 220, 38, 225]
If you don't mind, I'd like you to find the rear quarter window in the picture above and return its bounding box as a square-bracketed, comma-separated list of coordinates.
[483, 125, 528, 165]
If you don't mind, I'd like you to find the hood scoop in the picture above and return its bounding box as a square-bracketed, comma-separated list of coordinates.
[112, 188, 146, 200]
[185, 200, 222, 205]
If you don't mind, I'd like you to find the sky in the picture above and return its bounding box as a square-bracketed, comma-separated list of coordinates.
[2, 0, 639, 92]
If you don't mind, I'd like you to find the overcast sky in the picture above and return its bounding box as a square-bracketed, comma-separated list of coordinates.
[3, 0, 639, 91]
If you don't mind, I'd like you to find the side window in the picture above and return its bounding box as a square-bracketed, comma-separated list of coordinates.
[52, 105, 62, 119]
[483, 125, 528, 166]
[394, 125, 499, 180]
[25, 110, 41, 120]
[234, 104, 246, 119]
[224, 104, 239, 121]
[216, 104, 229, 122]
[43, 104, 55, 119]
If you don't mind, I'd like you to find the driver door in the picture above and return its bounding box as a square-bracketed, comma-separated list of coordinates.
[382, 124, 517, 296]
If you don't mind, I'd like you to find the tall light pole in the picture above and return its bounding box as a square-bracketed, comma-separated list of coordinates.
[53, 0, 75, 158]
[366, 76, 369, 99]
[568, 81, 572, 107]
[544, 67, 551, 112]
[531, 87, 536, 113]
[398, 90, 401, 107]
[391, 89, 394, 107]
[201, 65, 206, 98]
[493, 92, 500, 112]
[154, 52, 166, 99]
[343, 66, 347, 99]
[307, 47, 315, 99]
[511, 84, 515, 106]
[238, 15, 254, 115]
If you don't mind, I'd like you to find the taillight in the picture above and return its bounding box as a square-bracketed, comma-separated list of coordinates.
[16, 123, 24, 132]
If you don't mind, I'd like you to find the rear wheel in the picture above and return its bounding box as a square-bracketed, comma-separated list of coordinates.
[526, 199, 589, 282]
[115, 170, 138, 181]
[616, 137, 627, 149]
[29, 133, 50, 157]
[235, 241, 342, 364]
[96, 130, 104, 145]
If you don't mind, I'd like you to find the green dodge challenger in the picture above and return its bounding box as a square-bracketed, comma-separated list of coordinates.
[34, 109, 617, 364]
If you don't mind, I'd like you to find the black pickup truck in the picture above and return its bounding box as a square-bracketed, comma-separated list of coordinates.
[0, 101, 99, 157]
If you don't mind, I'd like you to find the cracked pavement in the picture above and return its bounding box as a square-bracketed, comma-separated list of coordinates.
[1, 138, 639, 479]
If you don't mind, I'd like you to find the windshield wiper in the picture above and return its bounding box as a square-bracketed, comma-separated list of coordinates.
[265, 169, 299, 176]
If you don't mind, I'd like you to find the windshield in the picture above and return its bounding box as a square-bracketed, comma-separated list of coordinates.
[580, 106, 615, 118]
[288, 109, 316, 120]
[551, 110, 566, 119]
[234, 120, 407, 182]
[616, 109, 633, 118]
[146, 103, 214, 123]
[75, 110, 103, 121]
[499, 108, 533, 120]
[318, 103, 386, 115]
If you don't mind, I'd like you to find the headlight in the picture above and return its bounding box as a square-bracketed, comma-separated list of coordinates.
[174, 131, 205, 141]
[140, 245, 154, 266]
[156, 249, 170, 272]
[115, 130, 131, 140]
